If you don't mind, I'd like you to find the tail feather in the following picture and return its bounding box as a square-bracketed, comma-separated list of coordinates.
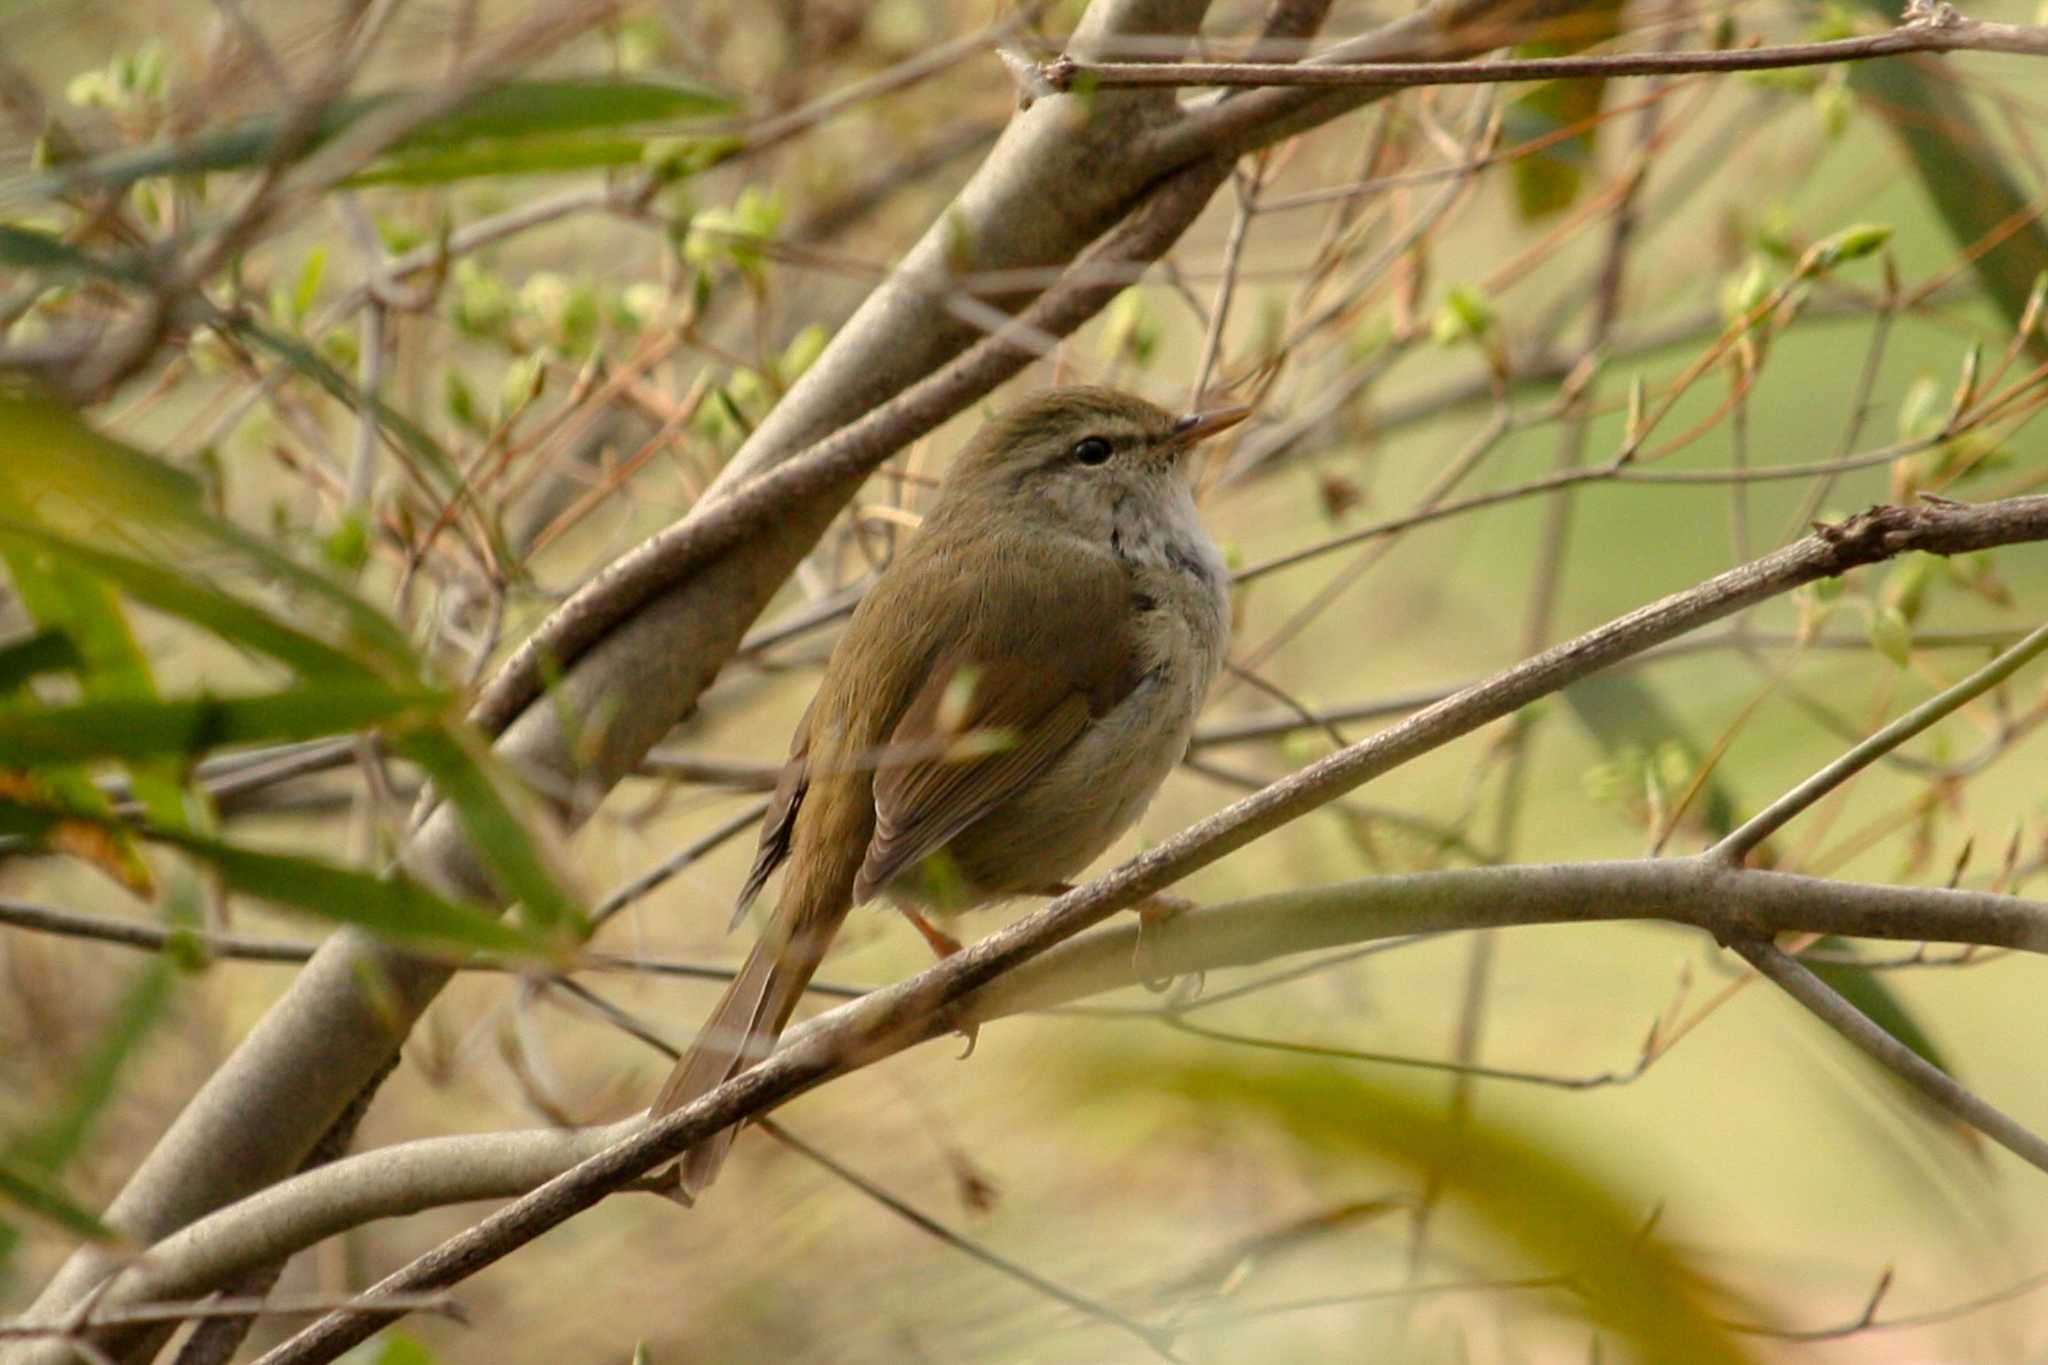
[650, 911, 831, 1196]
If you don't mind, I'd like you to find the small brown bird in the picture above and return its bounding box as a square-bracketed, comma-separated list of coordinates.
[650, 385, 1245, 1193]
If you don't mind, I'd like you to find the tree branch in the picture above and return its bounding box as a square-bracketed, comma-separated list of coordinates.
[1732, 939, 2048, 1173]
[1049, 15, 2048, 91]
[32, 0, 2037, 1348]
[223, 491, 2048, 1363]
[1714, 616, 2048, 861]
[78, 857, 2048, 1340]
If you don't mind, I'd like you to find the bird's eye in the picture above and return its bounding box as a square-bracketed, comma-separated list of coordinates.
[1071, 436, 1113, 466]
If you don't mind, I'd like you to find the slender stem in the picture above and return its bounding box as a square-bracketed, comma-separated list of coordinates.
[1734, 938, 2048, 1174]
[64, 858, 2048, 1351]
[1715, 617, 2048, 861]
[1045, 21, 2048, 91]
[758, 1122, 1183, 1362]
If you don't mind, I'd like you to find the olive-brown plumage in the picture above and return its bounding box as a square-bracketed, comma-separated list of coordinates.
[650, 386, 1244, 1193]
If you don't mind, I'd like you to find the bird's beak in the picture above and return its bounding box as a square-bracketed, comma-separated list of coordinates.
[1170, 404, 1252, 447]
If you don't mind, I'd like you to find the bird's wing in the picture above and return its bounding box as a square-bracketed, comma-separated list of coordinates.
[728, 697, 814, 930]
[855, 545, 1138, 901]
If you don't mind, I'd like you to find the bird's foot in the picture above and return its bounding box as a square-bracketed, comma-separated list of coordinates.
[1134, 892, 1195, 994]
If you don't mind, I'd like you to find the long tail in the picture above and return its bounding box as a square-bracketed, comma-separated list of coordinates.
[650, 903, 835, 1196]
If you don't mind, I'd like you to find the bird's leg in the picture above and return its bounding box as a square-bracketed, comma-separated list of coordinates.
[898, 906, 978, 1056]
[899, 905, 965, 959]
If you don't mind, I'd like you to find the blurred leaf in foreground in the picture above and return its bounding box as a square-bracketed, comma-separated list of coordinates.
[8, 76, 732, 204]
[0, 794, 560, 962]
[1503, 0, 1625, 220]
[1843, 36, 2048, 362]
[1079, 1051, 1760, 1365]
[0, 396, 587, 939]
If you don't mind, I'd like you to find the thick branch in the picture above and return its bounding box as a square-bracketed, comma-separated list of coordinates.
[34, 0, 2031, 1347]
[16, 3, 1266, 1348]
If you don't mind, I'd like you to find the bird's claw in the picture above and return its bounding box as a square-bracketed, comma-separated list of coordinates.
[1133, 892, 1194, 993]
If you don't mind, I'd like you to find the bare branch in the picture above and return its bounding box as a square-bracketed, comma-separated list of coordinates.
[226, 492, 2048, 1362]
[1733, 939, 2048, 1174]
[1048, 16, 2048, 91]
[1715, 617, 2048, 861]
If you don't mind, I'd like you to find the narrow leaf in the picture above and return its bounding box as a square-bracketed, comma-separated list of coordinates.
[0, 520, 373, 683]
[11, 77, 731, 203]
[1845, 32, 2048, 361]
[0, 685, 446, 765]
[0, 1162, 115, 1242]
[0, 529, 189, 831]
[0, 224, 144, 285]
[395, 728, 586, 937]
[1088, 1054, 1762, 1365]
[345, 135, 647, 188]
[0, 798, 556, 960]
[0, 395, 415, 671]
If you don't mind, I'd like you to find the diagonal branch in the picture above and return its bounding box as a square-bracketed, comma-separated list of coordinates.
[1049, 15, 2048, 91]
[1732, 939, 2048, 1173]
[237, 491, 2048, 1363]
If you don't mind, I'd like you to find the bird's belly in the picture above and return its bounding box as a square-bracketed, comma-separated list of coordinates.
[890, 518, 1228, 913]
[935, 659, 1212, 902]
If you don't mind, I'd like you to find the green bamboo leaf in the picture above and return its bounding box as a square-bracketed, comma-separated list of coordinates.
[172, 832, 556, 958]
[1842, 25, 2048, 361]
[0, 224, 144, 285]
[1805, 943, 1952, 1074]
[1503, 0, 1625, 221]
[0, 395, 416, 671]
[345, 135, 648, 187]
[0, 684, 446, 765]
[9, 76, 731, 203]
[0, 520, 374, 683]
[0, 1161, 115, 1242]
[1086, 1054, 1762, 1365]
[394, 76, 731, 146]
[0, 797, 557, 960]
[0, 400, 578, 954]
[394, 728, 585, 936]
[0, 529, 189, 831]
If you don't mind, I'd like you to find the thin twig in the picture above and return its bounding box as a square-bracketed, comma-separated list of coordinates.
[1045, 19, 2048, 92]
[1715, 617, 2048, 861]
[757, 1121, 1184, 1363]
[1733, 938, 2048, 1174]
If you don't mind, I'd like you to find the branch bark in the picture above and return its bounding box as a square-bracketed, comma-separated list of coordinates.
[1049, 15, 2048, 90]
